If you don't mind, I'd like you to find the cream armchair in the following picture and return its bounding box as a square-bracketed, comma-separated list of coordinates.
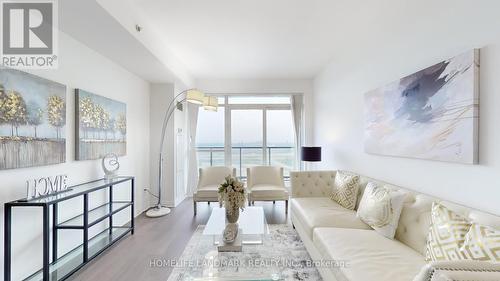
[246, 166, 289, 214]
[193, 166, 236, 215]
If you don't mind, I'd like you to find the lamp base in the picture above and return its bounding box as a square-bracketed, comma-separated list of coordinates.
[145, 206, 171, 218]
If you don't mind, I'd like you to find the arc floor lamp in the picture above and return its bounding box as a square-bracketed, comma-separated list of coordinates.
[146, 89, 218, 218]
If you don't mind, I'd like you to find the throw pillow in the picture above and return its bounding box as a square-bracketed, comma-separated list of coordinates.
[425, 202, 471, 262]
[460, 223, 500, 262]
[357, 182, 407, 239]
[330, 171, 359, 210]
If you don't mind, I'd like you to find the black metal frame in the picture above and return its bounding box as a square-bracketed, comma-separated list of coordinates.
[4, 177, 135, 281]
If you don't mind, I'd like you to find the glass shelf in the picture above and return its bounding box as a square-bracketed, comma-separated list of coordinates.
[11, 176, 134, 206]
[58, 201, 132, 228]
[23, 226, 132, 281]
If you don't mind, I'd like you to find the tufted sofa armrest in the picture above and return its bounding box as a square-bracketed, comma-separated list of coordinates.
[290, 171, 336, 198]
[412, 260, 500, 281]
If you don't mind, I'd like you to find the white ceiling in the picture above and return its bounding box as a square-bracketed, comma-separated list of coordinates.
[92, 0, 500, 81]
[59, 0, 186, 83]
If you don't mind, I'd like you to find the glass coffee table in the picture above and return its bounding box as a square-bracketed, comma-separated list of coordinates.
[173, 207, 283, 281]
[203, 206, 269, 245]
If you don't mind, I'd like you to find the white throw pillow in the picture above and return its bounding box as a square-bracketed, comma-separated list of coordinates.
[357, 182, 407, 239]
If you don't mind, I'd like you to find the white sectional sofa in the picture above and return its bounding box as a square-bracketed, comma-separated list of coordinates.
[290, 170, 500, 281]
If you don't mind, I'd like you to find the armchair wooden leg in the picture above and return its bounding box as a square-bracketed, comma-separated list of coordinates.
[273, 201, 275, 204]
[208, 201, 210, 205]
[285, 200, 288, 214]
[193, 201, 197, 216]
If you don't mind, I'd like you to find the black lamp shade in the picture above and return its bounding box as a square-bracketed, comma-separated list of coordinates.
[301, 146, 322, 162]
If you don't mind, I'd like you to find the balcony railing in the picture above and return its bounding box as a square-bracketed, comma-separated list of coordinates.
[196, 146, 295, 178]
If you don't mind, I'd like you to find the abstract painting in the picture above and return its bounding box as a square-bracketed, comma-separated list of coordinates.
[76, 89, 126, 160]
[0, 69, 67, 170]
[364, 50, 479, 164]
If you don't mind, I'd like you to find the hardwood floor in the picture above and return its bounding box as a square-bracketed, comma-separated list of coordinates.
[69, 198, 290, 281]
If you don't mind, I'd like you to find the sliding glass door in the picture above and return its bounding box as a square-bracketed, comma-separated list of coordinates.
[266, 109, 295, 177]
[196, 96, 298, 179]
[231, 109, 264, 178]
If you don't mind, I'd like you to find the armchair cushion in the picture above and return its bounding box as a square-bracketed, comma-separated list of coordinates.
[195, 167, 236, 202]
[248, 184, 288, 200]
[198, 166, 235, 188]
[247, 166, 284, 188]
[195, 184, 220, 198]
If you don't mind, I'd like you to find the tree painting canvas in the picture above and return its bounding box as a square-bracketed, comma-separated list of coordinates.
[76, 89, 126, 160]
[0, 69, 67, 170]
[364, 50, 479, 164]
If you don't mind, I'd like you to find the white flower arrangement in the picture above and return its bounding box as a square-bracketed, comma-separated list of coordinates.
[218, 175, 246, 215]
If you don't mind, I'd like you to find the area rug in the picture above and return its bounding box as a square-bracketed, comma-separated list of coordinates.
[167, 224, 322, 281]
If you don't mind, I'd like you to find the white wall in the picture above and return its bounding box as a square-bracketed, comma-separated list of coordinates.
[196, 78, 314, 144]
[313, 5, 500, 215]
[0, 32, 151, 280]
[149, 83, 177, 207]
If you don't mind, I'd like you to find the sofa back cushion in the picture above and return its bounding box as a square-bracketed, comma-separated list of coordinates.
[290, 171, 336, 198]
[342, 171, 500, 256]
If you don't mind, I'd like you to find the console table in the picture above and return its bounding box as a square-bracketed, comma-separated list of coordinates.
[4, 176, 135, 281]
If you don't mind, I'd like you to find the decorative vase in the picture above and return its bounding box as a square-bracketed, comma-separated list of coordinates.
[225, 206, 240, 223]
[223, 206, 240, 243]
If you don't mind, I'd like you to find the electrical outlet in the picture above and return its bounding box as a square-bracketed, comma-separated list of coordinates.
[143, 187, 149, 191]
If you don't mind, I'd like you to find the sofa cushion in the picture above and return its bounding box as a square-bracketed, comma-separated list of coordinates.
[249, 184, 288, 199]
[291, 197, 370, 238]
[313, 227, 425, 281]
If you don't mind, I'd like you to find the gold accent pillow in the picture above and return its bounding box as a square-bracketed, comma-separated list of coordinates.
[357, 182, 407, 239]
[330, 172, 359, 210]
[460, 223, 500, 262]
[425, 202, 471, 262]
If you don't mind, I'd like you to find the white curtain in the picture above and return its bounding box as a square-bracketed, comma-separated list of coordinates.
[290, 95, 303, 170]
[186, 103, 199, 196]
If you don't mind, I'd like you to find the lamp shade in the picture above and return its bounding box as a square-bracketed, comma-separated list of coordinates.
[186, 89, 205, 105]
[203, 96, 218, 112]
[301, 146, 322, 162]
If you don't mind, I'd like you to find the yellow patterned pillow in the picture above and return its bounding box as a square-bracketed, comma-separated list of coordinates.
[425, 202, 471, 262]
[330, 172, 359, 210]
[460, 223, 500, 262]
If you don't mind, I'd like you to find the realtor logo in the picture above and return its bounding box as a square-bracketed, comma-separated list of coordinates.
[1, 0, 58, 69]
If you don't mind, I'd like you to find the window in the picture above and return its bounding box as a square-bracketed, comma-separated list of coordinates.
[196, 106, 224, 168]
[266, 110, 295, 176]
[196, 95, 299, 179]
[231, 109, 263, 178]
